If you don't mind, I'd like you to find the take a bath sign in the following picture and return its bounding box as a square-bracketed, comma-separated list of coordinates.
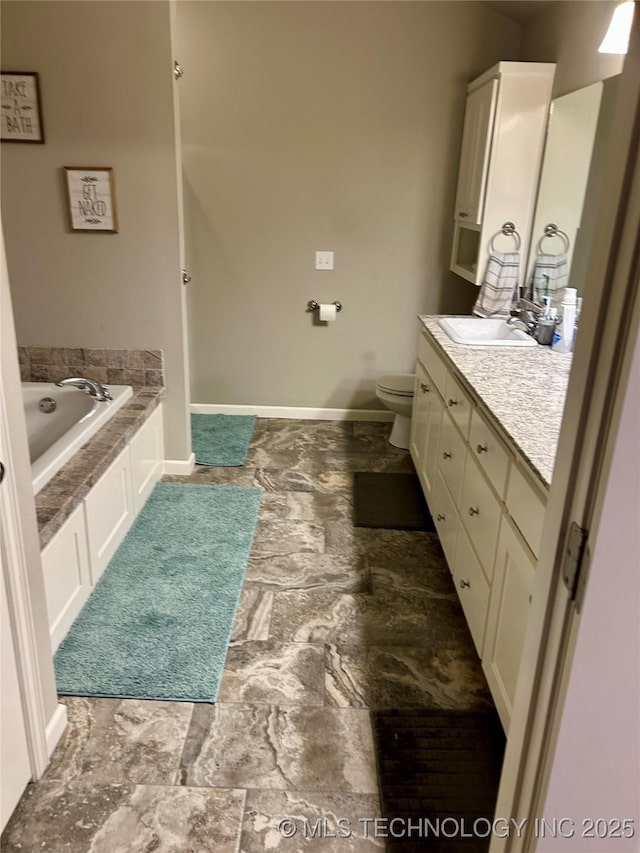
[1, 73, 44, 142]
[64, 167, 118, 233]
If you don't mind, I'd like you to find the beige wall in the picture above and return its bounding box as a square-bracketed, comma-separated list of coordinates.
[176, 1, 521, 409]
[520, 0, 624, 96]
[1, 1, 190, 460]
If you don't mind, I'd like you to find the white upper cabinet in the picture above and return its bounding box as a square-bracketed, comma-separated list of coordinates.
[451, 62, 556, 286]
[454, 77, 498, 225]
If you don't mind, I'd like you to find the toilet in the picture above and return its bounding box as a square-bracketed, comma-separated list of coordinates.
[375, 373, 415, 449]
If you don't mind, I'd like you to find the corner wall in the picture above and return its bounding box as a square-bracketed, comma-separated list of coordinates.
[0, 0, 190, 460]
[176, 1, 521, 409]
[520, 0, 624, 96]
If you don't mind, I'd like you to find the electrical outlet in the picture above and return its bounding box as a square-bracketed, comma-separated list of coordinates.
[315, 251, 334, 270]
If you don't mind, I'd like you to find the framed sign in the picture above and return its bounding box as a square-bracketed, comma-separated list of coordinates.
[64, 167, 118, 233]
[1, 72, 44, 143]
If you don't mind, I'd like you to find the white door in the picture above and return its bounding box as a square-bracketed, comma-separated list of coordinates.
[0, 495, 32, 831]
[454, 77, 498, 225]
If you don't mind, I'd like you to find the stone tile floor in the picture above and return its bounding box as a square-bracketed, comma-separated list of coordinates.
[2, 419, 494, 853]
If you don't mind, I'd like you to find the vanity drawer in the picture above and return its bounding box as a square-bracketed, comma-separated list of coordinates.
[438, 410, 467, 506]
[460, 452, 501, 583]
[453, 523, 490, 656]
[417, 332, 447, 397]
[506, 462, 547, 559]
[470, 408, 510, 498]
[432, 469, 459, 572]
[444, 370, 472, 439]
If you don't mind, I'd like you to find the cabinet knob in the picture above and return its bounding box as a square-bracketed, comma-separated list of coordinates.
[459, 211, 469, 218]
[460, 579, 471, 589]
[442, 451, 452, 460]
[476, 443, 488, 454]
[420, 382, 430, 393]
[448, 399, 458, 407]
[468, 506, 479, 517]
[436, 513, 445, 522]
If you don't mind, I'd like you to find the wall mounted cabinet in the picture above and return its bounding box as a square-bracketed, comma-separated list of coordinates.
[451, 61, 556, 287]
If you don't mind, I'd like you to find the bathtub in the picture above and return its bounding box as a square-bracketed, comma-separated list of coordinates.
[23, 382, 133, 494]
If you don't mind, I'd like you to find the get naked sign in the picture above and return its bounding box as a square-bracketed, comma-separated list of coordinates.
[1, 72, 44, 142]
[64, 167, 119, 233]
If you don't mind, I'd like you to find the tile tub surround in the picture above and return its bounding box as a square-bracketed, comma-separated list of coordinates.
[3, 420, 497, 850]
[18, 345, 165, 388]
[419, 316, 573, 487]
[35, 387, 163, 549]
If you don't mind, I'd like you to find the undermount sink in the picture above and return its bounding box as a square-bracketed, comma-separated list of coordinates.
[438, 317, 537, 347]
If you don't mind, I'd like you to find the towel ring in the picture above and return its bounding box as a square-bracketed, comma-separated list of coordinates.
[537, 223, 570, 253]
[490, 222, 521, 252]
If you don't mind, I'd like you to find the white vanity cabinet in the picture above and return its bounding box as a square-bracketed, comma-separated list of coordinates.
[41, 403, 165, 651]
[450, 61, 555, 286]
[413, 330, 547, 731]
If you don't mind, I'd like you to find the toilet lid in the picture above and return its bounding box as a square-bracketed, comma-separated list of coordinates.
[376, 373, 415, 395]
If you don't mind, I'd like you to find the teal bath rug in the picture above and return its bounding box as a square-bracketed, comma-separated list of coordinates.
[191, 413, 257, 466]
[55, 482, 262, 702]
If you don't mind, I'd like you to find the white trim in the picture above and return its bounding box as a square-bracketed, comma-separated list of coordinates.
[190, 403, 394, 422]
[163, 452, 196, 475]
[45, 703, 67, 758]
[0, 390, 50, 778]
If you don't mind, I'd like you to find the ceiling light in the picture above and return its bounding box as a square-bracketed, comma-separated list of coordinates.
[598, 1, 635, 54]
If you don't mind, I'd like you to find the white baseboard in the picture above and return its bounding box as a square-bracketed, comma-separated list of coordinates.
[46, 702, 68, 759]
[163, 452, 196, 476]
[190, 403, 394, 422]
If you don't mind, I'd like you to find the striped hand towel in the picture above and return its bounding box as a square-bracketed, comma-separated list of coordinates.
[529, 253, 568, 306]
[473, 252, 520, 318]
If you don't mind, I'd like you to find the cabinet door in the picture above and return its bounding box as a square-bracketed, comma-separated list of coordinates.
[431, 469, 458, 572]
[437, 410, 467, 507]
[482, 516, 536, 732]
[421, 388, 444, 502]
[454, 77, 498, 225]
[409, 365, 430, 481]
[453, 523, 490, 657]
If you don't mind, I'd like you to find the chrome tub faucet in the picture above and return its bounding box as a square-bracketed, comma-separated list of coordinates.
[55, 376, 113, 402]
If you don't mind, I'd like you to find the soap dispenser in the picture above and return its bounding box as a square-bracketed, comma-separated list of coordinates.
[552, 288, 578, 353]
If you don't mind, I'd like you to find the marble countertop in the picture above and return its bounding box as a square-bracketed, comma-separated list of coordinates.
[419, 316, 573, 489]
[36, 387, 164, 549]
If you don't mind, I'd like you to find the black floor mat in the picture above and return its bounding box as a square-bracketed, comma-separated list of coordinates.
[353, 472, 436, 532]
[372, 709, 506, 852]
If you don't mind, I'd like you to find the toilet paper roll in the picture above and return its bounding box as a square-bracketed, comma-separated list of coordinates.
[319, 303, 337, 322]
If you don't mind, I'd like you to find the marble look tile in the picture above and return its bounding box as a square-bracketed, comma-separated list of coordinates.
[269, 591, 476, 650]
[44, 697, 193, 785]
[285, 491, 352, 523]
[245, 553, 371, 593]
[258, 491, 289, 520]
[255, 468, 352, 495]
[231, 588, 274, 641]
[1, 782, 245, 853]
[241, 790, 385, 852]
[163, 466, 258, 486]
[370, 565, 456, 599]
[218, 641, 325, 706]
[251, 519, 325, 557]
[324, 645, 492, 710]
[182, 704, 377, 793]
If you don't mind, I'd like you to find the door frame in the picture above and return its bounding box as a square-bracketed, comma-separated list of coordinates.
[490, 9, 640, 850]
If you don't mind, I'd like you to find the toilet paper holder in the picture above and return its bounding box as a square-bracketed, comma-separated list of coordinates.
[307, 300, 342, 313]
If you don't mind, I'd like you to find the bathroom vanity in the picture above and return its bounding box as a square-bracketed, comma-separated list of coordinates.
[411, 317, 572, 731]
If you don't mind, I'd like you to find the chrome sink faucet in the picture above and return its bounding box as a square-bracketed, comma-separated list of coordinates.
[507, 303, 539, 336]
[56, 376, 113, 402]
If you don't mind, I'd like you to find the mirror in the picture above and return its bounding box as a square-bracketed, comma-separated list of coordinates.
[525, 74, 621, 307]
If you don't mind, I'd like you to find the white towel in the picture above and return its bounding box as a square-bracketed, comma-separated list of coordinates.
[473, 252, 520, 318]
[529, 253, 568, 306]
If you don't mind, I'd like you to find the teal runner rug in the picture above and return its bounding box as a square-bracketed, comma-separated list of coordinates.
[192, 413, 257, 466]
[55, 482, 262, 702]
